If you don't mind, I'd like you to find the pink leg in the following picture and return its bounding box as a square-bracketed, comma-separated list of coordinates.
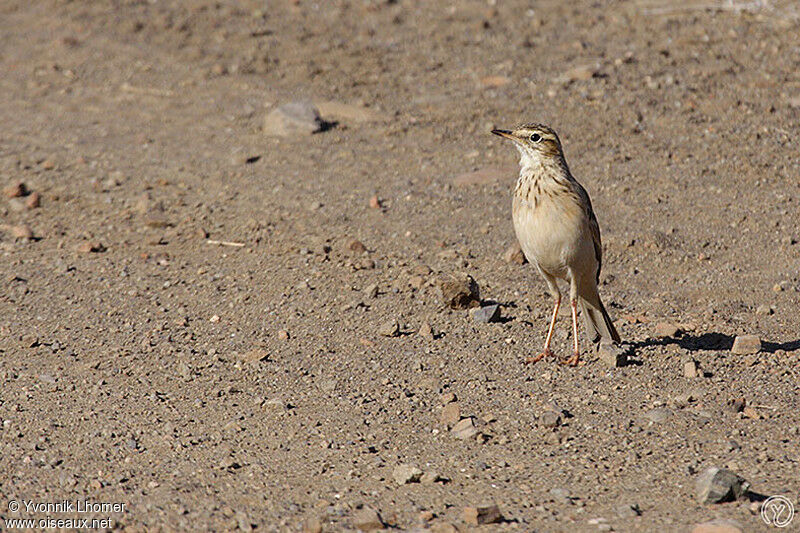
[563, 299, 581, 366]
[526, 293, 561, 364]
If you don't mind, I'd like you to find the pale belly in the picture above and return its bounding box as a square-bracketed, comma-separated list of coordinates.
[512, 193, 593, 280]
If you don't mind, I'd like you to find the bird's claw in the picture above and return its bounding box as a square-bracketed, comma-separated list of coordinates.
[525, 349, 554, 364]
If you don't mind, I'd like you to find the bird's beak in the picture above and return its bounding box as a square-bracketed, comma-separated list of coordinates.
[491, 129, 514, 140]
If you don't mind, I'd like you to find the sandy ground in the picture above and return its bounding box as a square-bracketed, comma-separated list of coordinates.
[1, 0, 800, 531]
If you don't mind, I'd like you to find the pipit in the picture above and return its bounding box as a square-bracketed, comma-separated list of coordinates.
[492, 123, 620, 366]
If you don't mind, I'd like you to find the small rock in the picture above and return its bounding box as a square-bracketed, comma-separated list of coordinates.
[420, 471, 442, 485]
[555, 64, 598, 84]
[348, 239, 368, 254]
[480, 75, 511, 88]
[10, 225, 34, 239]
[41, 159, 55, 170]
[463, 504, 503, 525]
[25, 191, 41, 209]
[540, 410, 561, 429]
[3, 181, 27, 198]
[470, 304, 500, 323]
[277, 329, 290, 340]
[437, 273, 480, 309]
[418, 322, 434, 339]
[378, 320, 400, 337]
[731, 335, 761, 354]
[302, 517, 323, 533]
[76, 241, 105, 253]
[615, 502, 641, 518]
[451, 417, 479, 440]
[742, 406, 762, 420]
[644, 407, 673, 424]
[549, 488, 571, 504]
[352, 508, 384, 531]
[690, 519, 743, 533]
[368, 195, 381, 209]
[209, 315, 220, 323]
[598, 343, 627, 367]
[502, 242, 527, 264]
[755, 304, 773, 316]
[695, 467, 750, 504]
[240, 348, 269, 364]
[683, 359, 701, 378]
[364, 284, 379, 298]
[725, 397, 746, 414]
[441, 392, 457, 404]
[393, 464, 423, 485]
[440, 402, 461, 427]
[655, 322, 681, 338]
[263, 101, 324, 136]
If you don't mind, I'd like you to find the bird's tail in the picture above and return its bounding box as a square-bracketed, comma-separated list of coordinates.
[579, 295, 620, 345]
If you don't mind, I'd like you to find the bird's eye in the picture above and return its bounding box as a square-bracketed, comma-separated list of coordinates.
[529, 133, 542, 142]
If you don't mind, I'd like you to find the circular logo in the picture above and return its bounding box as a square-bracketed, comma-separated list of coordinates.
[761, 495, 795, 528]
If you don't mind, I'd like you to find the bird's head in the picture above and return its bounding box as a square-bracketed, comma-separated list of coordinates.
[491, 123, 563, 165]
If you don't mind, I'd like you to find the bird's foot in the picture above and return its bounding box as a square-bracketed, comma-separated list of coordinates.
[561, 352, 581, 367]
[525, 349, 554, 365]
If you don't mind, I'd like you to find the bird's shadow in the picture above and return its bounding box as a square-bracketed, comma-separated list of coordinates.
[631, 332, 800, 354]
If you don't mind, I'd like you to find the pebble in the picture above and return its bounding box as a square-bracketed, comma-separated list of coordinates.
[451, 417, 479, 440]
[352, 507, 384, 531]
[25, 191, 41, 209]
[240, 348, 269, 364]
[364, 284, 379, 298]
[683, 359, 701, 378]
[420, 471, 442, 485]
[378, 319, 400, 337]
[644, 407, 672, 424]
[263, 101, 324, 136]
[502, 242, 527, 264]
[695, 467, 749, 504]
[549, 488, 572, 504]
[463, 504, 503, 525]
[348, 239, 368, 254]
[436, 273, 480, 309]
[441, 392, 457, 404]
[615, 502, 641, 518]
[598, 343, 627, 367]
[755, 304, 773, 316]
[440, 402, 461, 427]
[11, 225, 34, 239]
[418, 322, 434, 339]
[470, 304, 500, 323]
[3, 181, 27, 198]
[655, 322, 681, 338]
[540, 410, 561, 428]
[393, 464, 423, 485]
[555, 64, 598, 84]
[76, 241, 105, 253]
[690, 519, 743, 533]
[731, 335, 761, 354]
[368, 195, 381, 209]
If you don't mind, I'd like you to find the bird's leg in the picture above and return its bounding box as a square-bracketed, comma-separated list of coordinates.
[563, 298, 581, 366]
[526, 293, 560, 364]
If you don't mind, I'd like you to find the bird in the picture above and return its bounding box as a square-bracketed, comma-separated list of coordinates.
[492, 123, 620, 366]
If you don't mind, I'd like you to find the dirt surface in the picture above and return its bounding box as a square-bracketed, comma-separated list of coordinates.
[2, 0, 800, 531]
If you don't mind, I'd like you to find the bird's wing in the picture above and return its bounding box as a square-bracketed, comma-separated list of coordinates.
[574, 182, 603, 282]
